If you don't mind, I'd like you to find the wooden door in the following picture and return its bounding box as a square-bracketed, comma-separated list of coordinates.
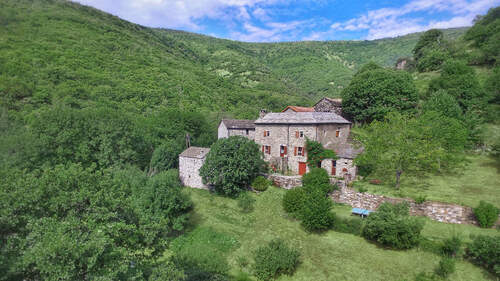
[299, 162, 307, 175]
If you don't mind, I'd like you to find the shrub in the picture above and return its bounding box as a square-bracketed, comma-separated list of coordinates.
[237, 192, 255, 213]
[252, 176, 270, 192]
[148, 140, 183, 176]
[298, 188, 335, 232]
[473, 201, 499, 228]
[253, 239, 300, 281]
[414, 195, 427, 204]
[357, 186, 368, 193]
[302, 168, 330, 187]
[434, 257, 455, 279]
[441, 236, 462, 257]
[414, 272, 437, 281]
[332, 216, 364, 235]
[466, 235, 500, 277]
[200, 136, 266, 197]
[282, 188, 306, 216]
[362, 202, 424, 249]
[305, 139, 337, 168]
[302, 168, 333, 194]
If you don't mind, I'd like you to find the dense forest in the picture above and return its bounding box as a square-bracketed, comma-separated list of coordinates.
[0, 0, 499, 280]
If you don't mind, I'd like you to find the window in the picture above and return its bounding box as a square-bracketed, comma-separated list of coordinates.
[335, 127, 340, 137]
[264, 130, 270, 137]
[299, 131, 304, 137]
[262, 145, 271, 155]
[295, 131, 304, 138]
[246, 129, 249, 135]
[294, 146, 305, 156]
[280, 145, 287, 157]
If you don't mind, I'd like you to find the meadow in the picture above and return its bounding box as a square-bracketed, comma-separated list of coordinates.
[176, 187, 498, 281]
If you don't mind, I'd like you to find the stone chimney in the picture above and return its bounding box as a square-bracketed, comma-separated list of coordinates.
[259, 109, 267, 118]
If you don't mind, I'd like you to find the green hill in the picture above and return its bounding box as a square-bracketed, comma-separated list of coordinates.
[0, 0, 467, 119]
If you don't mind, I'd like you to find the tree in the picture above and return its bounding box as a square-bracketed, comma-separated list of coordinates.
[362, 202, 424, 249]
[421, 90, 463, 120]
[305, 139, 336, 168]
[412, 29, 450, 72]
[148, 140, 183, 176]
[464, 6, 500, 65]
[341, 65, 418, 123]
[428, 60, 487, 113]
[355, 112, 466, 188]
[200, 136, 266, 196]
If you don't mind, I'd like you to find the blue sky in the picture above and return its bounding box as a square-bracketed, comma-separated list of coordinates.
[74, 0, 499, 42]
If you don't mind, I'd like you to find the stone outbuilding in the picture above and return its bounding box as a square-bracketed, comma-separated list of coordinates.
[314, 97, 343, 116]
[217, 119, 255, 140]
[179, 146, 210, 189]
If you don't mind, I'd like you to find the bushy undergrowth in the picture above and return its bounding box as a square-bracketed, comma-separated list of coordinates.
[466, 235, 500, 277]
[298, 187, 336, 232]
[332, 216, 364, 235]
[473, 201, 499, 228]
[252, 176, 271, 192]
[441, 236, 462, 257]
[362, 202, 424, 249]
[253, 239, 300, 281]
[237, 192, 255, 213]
[302, 168, 334, 194]
[282, 188, 306, 217]
[434, 257, 455, 279]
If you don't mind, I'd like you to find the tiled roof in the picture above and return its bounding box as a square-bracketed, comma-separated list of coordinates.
[255, 112, 350, 125]
[281, 106, 315, 112]
[221, 119, 255, 129]
[179, 147, 210, 159]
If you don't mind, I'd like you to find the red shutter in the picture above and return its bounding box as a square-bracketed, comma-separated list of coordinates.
[295, 131, 299, 138]
[294, 147, 297, 156]
[269, 146, 271, 154]
[262, 145, 264, 153]
[284, 146, 287, 155]
[264, 131, 266, 137]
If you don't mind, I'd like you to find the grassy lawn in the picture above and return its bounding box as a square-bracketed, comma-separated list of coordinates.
[353, 154, 500, 208]
[174, 187, 497, 281]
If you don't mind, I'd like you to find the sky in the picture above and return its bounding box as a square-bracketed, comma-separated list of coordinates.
[73, 0, 500, 42]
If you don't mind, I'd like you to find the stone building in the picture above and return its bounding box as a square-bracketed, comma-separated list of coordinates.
[313, 97, 343, 116]
[254, 111, 358, 176]
[217, 119, 255, 140]
[179, 146, 210, 189]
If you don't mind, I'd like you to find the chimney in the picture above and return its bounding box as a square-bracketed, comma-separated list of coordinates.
[259, 109, 267, 118]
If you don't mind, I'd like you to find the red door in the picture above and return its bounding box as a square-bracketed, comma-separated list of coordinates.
[299, 162, 307, 175]
[332, 160, 336, 176]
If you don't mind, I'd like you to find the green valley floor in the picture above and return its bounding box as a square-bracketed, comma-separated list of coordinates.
[175, 187, 498, 281]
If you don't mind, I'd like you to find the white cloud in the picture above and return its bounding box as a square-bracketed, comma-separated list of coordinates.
[329, 0, 500, 39]
[73, 0, 275, 29]
[231, 20, 311, 42]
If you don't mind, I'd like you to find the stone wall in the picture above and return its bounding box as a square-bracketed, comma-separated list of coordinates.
[266, 174, 343, 189]
[179, 156, 208, 189]
[331, 186, 500, 225]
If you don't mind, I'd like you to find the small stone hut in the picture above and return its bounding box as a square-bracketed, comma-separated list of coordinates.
[179, 146, 210, 189]
[217, 119, 255, 140]
[314, 97, 343, 116]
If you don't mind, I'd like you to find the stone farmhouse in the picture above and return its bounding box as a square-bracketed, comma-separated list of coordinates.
[179, 97, 362, 189]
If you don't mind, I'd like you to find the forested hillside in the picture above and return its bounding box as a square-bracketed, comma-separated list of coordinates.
[0, 0, 466, 119]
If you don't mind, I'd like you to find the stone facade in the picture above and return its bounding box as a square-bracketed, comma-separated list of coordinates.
[314, 97, 343, 116]
[179, 147, 210, 189]
[321, 158, 356, 181]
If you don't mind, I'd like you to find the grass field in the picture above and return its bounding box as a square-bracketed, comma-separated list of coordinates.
[174, 187, 498, 281]
[353, 154, 500, 208]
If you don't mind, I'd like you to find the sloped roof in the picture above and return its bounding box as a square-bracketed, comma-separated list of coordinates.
[179, 147, 210, 159]
[220, 119, 255, 129]
[314, 97, 342, 106]
[255, 112, 350, 125]
[330, 142, 364, 159]
[281, 106, 315, 112]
